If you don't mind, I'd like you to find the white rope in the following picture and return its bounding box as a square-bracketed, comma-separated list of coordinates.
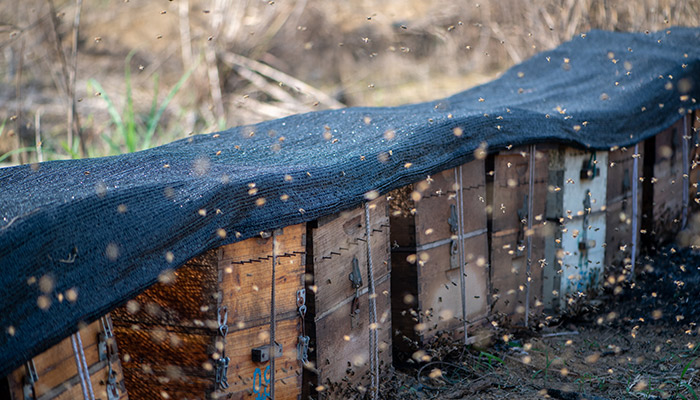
[630, 143, 640, 277]
[75, 331, 95, 400]
[270, 229, 277, 399]
[454, 167, 469, 343]
[682, 114, 690, 230]
[364, 202, 379, 399]
[71, 334, 90, 400]
[524, 144, 536, 327]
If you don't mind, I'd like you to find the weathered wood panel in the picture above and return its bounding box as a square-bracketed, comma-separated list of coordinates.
[8, 317, 128, 400]
[305, 197, 392, 398]
[490, 147, 549, 320]
[605, 146, 644, 272]
[389, 160, 488, 360]
[647, 119, 686, 244]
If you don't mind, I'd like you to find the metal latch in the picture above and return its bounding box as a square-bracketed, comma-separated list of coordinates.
[106, 363, 120, 400]
[580, 152, 599, 180]
[252, 342, 283, 363]
[22, 360, 38, 400]
[297, 335, 310, 364]
[216, 356, 230, 388]
[579, 190, 593, 250]
[449, 204, 460, 269]
[349, 257, 363, 327]
[516, 194, 529, 253]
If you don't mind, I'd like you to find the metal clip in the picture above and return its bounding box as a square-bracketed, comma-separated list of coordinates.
[297, 335, 310, 364]
[217, 306, 229, 337]
[580, 152, 598, 180]
[579, 190, 592, 251]
[215, 356, 230, 389]
[516, 194, 529, 252]
[349, 257, 362, 327]
[448, 204, 459, 234]
[106, 363, 120, 400]
[22, 360, 38, 400]
[296, 289, 306, 317]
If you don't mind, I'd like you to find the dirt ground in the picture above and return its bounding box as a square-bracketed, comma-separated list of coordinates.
[377, 245, 700, 400]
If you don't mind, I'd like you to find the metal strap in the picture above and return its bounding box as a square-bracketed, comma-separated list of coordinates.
[71, 334, 91, 400]
[682, 114, 690, 229]
[269, 229, 278, 399]
[364, 202, 379, 399]
[630, 143, 640, 278]
[454, 167, 469, 343]
[524, 144, 535, 327]
[75, 331, 95, 400]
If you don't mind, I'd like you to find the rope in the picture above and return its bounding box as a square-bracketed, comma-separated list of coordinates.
[71, 334, 90, 400]
[630, 143, 640, 278]
[682, 114, 690, 230]
[270, 230, 277, 399]
[364, 202, 379, 399]
[454, 167, 469, 343]
[524, 144, 536, 327]
[75, 331, 95, 400]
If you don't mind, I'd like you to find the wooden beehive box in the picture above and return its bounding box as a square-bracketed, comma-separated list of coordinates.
[487, 146, 549, 322]
[641, 118, 689, 247]
[303, 197, 392, 398]
[111, 224, 305, 400]
[389, 160, 489, 361]
[688, 111, 700, 212]
[605, 145, 645, 273]
[6, 315, 129, 400]
[542, 147, 608, 310]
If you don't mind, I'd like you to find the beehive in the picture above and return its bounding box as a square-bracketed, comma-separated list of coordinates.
[6, 315, 128, 400]
[111, 224, 306, 400]
[605, 145, 645, 274]
[487, 146, 549, 322]
[303, 197, 392, 398]
[542, 147, 608, 310]
[389, 160, 489, 361]
[641, 118, 690, 247]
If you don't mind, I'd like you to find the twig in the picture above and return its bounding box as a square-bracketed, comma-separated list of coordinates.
[542, 331, 579, 338]
[219, 52, 345, 109]
[68, 0, 86, 157]
[13, 35, 25, 165]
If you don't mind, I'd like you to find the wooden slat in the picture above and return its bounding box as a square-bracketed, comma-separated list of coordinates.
[222, 318, 302, 399]
[313, 278, 392, 397]
[490, 148, 548, 319]
[8, 317, 128, 400]
[416, 234, 489, 338]
[651, 121, 685, 242]
[310, 197, 390, 313]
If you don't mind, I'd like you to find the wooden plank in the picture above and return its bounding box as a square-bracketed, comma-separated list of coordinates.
[222, 318, 302, 399]
[219, 223, 306, 262]
[651, 121, 685, 242]
[220, 254, 304, 330]
[8, 317, 128, 400]
[312, 278, 392, 397]
[416, 234, 489, 338]
[310, 197, 390, 314]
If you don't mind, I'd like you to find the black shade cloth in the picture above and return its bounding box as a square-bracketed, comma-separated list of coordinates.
[1, 27, 699, 376]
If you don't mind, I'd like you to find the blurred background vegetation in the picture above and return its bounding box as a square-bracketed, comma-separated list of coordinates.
[0, 0, 698, 164]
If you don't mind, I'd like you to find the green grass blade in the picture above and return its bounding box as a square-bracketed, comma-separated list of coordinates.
[681, 383, 698, 400]
[143, 67, 193, 149]
[124, 51, 136, 153]
[88, 78, 125, 144]
[0, 147, 35, 164]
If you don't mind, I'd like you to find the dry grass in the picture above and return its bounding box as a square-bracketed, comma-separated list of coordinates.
[0, 0, 699, 162]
